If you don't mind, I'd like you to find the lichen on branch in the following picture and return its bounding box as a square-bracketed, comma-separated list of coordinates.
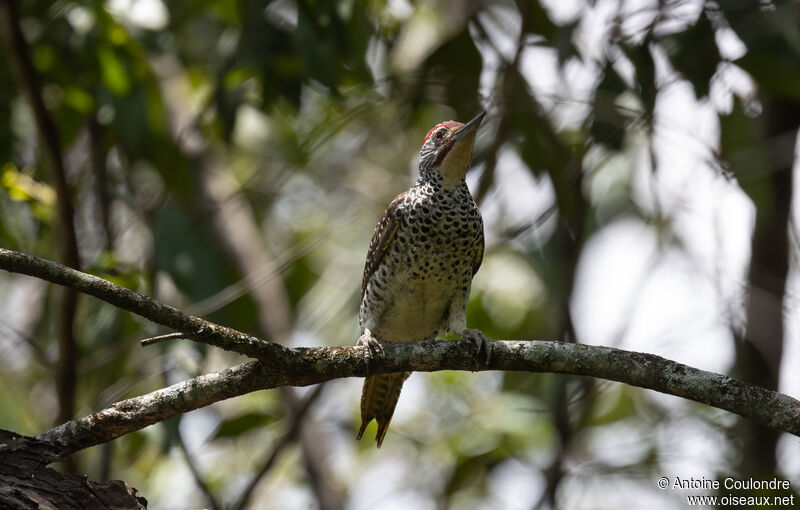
[1, 247, 799, 457]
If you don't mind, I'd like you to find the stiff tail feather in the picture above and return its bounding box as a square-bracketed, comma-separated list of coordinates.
[357, 372, 411, 447]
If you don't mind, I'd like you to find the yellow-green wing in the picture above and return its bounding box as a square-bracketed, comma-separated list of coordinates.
[361, 193, 405, 302]
[472, 215, 484, 277]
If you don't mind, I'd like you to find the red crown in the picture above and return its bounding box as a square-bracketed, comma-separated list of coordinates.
[423, 121, 462, 144]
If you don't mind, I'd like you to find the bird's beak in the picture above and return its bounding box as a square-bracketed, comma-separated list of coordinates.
[451, 111, 486, 143]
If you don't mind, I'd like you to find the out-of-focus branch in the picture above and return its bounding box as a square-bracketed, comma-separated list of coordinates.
[0, 0, 81, 427]
[0, 1, 79, 263]
[152, 54, 344, 510]
[150, 54, 293, 343]
[3, 248, 800, 453]
[176, 416, 222, 510]
[232, 385, 325, 510]
[88, 115, 113, 252]
[0, 317, 52, 369]
[733, 98, 799, 476]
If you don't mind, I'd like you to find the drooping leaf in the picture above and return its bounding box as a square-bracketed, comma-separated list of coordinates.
[415, 29, 483, 115]
[98, 45, 131, 96]
[662, 12, 722, 99]
[736, 32, 800, 101]
[719, 97, 771, 204]
[623, 42, 656, 124]
[214, 412, 280, 438]
[590, 63, 629, 150]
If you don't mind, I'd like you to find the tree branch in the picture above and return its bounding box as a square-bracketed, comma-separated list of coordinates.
[0, 430, 146, 509]
[149, 55, 344, 510]
[0, 248, 285, 362]
[34, 338, 800, 457]
[2, 248, 799, 455]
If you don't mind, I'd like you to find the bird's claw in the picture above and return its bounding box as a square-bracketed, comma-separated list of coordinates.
[357, 328, 385, 374]
[462, 328, 491, 365]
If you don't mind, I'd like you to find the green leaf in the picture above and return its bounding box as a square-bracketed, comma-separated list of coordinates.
[214, 412, 279, 438]
[719, 97, 773, 215]
[736, 33, 800, 101]
[418, 29, 482, 114]
[584, 386, 637, 426]
[520, 0, 558, 43]
[443, 451, 496, 497]
[590, 63, 629, 150]
[98, 46, 130, 96]
[662, 12, 722, 99]
[32, 44, 56, 72]
[519, 1, 579, 62]
[623, 42, 656, 120]
[62, 86, 95, 113]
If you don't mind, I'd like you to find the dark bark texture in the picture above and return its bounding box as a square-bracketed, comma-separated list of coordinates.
[0, 430, 147, 509]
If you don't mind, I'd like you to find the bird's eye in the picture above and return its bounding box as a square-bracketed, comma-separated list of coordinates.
[435, 130, 444, 141]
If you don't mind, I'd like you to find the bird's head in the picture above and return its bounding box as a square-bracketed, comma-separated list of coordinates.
[418, 111, 485, 189]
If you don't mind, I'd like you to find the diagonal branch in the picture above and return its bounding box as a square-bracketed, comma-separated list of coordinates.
[231, 384, 325, 510]
[2, 248, 800, 454]
[176, 417, 222, 510]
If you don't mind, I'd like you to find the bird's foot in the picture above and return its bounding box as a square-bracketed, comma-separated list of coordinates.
[357, 328, 385, 374]
[461, 328, 491, 365]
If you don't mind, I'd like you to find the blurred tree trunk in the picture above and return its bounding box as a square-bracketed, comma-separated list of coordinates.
[0, 0, 80, 470]
[526, 108, 589, 509]
[540, 161, 589, 509]
[733, 96, 799, 476]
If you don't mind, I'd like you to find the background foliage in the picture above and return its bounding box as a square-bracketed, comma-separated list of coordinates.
[1, 0, 799, 508]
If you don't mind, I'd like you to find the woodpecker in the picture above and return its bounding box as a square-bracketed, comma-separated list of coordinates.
[356, 111, 488, 447]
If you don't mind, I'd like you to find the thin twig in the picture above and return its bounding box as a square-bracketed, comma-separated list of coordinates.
[140, 332, 188, 347]
[0, 317, 53, 369]
[0, 248, 286, 362]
